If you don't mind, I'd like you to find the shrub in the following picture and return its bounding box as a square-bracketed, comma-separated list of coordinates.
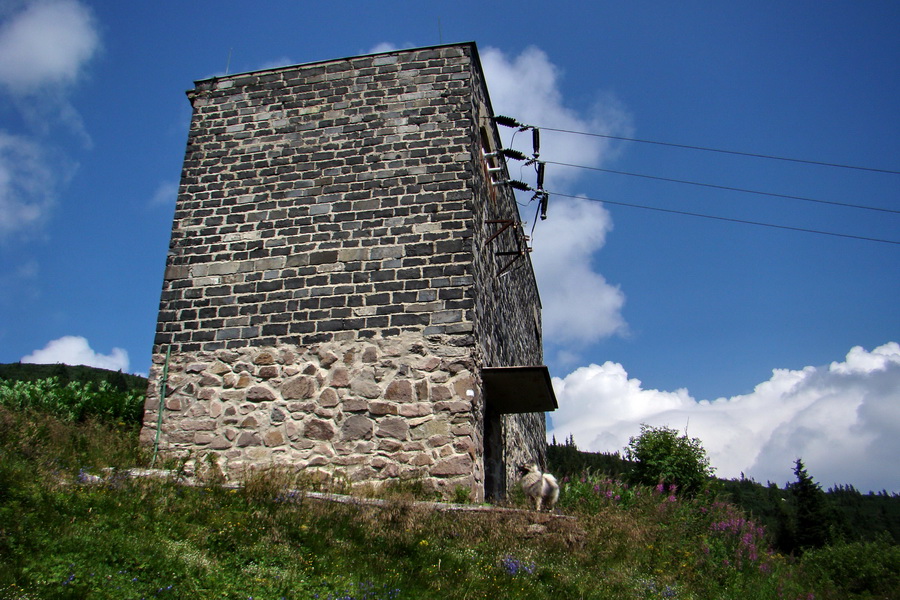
[801, 536, 900, 598]
[625, 424, 714, 496]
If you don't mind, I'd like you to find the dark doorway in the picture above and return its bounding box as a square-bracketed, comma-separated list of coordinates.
[483, 407, 504, 501]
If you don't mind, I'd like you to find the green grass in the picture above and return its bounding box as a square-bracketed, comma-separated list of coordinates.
[1, 381, 896, 599]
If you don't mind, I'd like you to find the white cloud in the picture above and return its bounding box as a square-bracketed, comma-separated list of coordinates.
[529, 195, 626, 343]
[0, 1, 99, 238]
[368, 42, 400, 54]
[149, 180, 178, 207]
[481, 46, 631, 346]
[0, 0, 99, 94]
[0, 131, 56, 237]
[481, 46, 632, 190]
[367, 42, 416, 55]
[22, 335, 130, 372]
[549, 342, 900, 493]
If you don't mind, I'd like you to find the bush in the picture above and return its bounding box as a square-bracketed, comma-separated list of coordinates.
[625, 424, 714, 496]
[801, 536, 900, 598]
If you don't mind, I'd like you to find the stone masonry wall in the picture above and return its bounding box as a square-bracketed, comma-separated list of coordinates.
[466, 55, 547, 493]
[154, 46, 476, 353]
[142, 43, 548, 499]
[140, 332, 483, 497]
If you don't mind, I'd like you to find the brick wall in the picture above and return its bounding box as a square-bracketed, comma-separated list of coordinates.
[142, 43, 548, 499]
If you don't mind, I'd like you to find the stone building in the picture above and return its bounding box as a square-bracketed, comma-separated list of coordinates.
[141, 42, 556, 501]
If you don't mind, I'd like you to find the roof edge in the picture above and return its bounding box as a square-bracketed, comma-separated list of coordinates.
[194, 41, 480, 86]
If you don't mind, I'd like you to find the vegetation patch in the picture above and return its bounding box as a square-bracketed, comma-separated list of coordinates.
[0, 373, 897, 599]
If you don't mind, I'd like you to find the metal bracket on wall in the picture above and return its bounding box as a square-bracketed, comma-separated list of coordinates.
[485, 219, 532, 277]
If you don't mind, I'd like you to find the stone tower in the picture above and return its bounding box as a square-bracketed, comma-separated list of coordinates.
[141, 42, 556, 500]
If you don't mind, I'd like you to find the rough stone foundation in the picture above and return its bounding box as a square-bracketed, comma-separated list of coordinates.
[141, 332, 485, 498]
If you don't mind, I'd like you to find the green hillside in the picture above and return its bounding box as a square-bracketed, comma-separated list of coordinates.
[0, 362, 147, 393]
[548, 436, 900, 548]
[0, 371, 897, 598]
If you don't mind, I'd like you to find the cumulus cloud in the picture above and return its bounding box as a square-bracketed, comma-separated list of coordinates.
[481, 46, 631, 346]
[0, 0, 99, 94]
[22, 335, 130, 372]
[0, 131, 57, 237]
[481, 46, 632, 190]
[528, 195, 625, 342]
[0, 0, 99, 238]
[549, 342, 900, 493]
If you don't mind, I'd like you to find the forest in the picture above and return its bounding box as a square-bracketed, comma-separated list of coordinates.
[548, 434, 900, 552]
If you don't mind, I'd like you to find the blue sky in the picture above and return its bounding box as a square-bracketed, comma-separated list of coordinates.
[1, 1, 898, 491]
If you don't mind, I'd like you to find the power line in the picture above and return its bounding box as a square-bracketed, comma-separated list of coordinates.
[543, 160, 900, 215]
[537, 126, 900, 176]
[546, 190, 900, 246]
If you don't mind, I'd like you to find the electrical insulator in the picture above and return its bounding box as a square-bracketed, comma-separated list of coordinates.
[536, 162, 545, 190]
[501, 179, 532, 192]
[532, 128, 540, 158]
[540, 193, 549, 220]
[502, 148, 527, 161]
[493, 115, 520, 128]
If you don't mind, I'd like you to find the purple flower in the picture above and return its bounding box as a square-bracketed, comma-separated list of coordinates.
[501, 555, 536, 576]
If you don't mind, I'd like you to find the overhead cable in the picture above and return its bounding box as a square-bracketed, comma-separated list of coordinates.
[543, 160, 900, 215]
[547, 190, 900, 246]
[537, 127, 900, 176]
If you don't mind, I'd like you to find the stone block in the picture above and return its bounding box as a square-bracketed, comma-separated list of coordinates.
[303, 418, 336, 441]
[431, 454, 472, 476]
[410, 416, 449, 440]
[246, 386, 275, 402]
[263, 430, 285, 447]
[342, 397, 368, 412]
[385, 379, 413, 401]
[330, 367, 351, 388]
[210, 436, 233, 450]
[318, 387, 340, 407]
[376, 416, 409, 440]
[398, 402, 433, 417]
[258, 365, 279, 379]
[341, 414, 374, 440]
[236, 431, 262, 447]
[281, 375, 316, 399]
[350, 372, 381, 399]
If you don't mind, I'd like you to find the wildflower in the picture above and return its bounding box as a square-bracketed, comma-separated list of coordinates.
[501, 555, 536, 576]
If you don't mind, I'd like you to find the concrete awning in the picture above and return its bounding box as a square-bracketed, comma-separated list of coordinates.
[482, 366, 558, 414]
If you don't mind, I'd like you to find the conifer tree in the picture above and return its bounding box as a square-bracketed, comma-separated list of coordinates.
[789, 458, 831, 552]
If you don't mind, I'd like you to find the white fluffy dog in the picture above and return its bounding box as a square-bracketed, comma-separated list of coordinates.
[518, 462, 559, 512]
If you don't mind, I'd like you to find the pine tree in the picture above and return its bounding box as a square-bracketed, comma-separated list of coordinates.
[789, 458, 831, 552]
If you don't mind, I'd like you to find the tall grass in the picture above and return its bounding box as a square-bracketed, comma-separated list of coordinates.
[0, 380, 894, 599]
